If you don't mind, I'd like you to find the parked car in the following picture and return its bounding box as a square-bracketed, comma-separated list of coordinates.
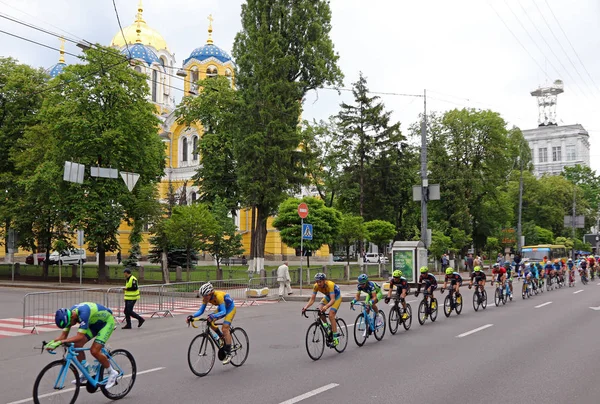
[333, 255, 345, 262]
[364, 253, 389, 264]
[25, 253, 46, 265]
[49, 249, 87, 265]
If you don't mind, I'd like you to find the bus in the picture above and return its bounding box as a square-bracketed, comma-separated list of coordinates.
[520, 245, 568, 265]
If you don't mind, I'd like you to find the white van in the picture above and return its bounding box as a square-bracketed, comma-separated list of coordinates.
[49, 249, 87, 265]
[364, 253, 388, 263]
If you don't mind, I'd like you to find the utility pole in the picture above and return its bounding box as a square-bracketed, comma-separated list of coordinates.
[596, 202, 600, 255]
[572, 187, 576, 260]
[517, 153, 524, 253]
[420, 89, 428, 247]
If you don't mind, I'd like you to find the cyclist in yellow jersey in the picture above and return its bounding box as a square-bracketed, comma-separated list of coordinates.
[302, 273, 341, 346]
[186, 283, 236, 365]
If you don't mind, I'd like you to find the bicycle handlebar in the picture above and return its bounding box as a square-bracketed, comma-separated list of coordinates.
[302, 308, 331, 318]
[188, 318, 223, 328]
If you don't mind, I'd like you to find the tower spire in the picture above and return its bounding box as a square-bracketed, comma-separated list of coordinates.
[135, 0, 145, 23]
[58, 37, 65, 63]
[207, 14, 214, 45]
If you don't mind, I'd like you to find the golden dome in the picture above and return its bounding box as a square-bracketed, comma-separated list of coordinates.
[110, 1, 168, 51]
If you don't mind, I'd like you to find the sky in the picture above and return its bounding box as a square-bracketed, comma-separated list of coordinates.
[1, 0, 599, 169]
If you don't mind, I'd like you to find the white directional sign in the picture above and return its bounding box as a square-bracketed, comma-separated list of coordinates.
[120, 171, 140, 192]
[91, 166, 119, 179]
[63, 161, 85, 184]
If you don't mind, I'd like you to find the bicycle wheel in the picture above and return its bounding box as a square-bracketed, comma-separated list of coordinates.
[33, 360, 80, 404]
[334, 318, 348, 353]
[502, 289, 507, 305]
[430, 298, 438, 322]
[443, 295, 452, 318]
[353, 313, 368, 346]
[374, 310, 386, 341]
[389, 306, 400, 334]
[403, 304, 412, 330]
[481, 290, 487, 309]
[305, 323, 325, 360]
[100, 349, 136, 400]
[229, 327, 249, 367]
[455, 295, 463, 315]
[494, 288, 501, 306]
[187, 333, 216, 376]
[472, 291, 479, 311]
[418, 300, 427, 325]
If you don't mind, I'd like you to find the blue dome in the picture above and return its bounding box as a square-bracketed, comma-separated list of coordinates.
[121, 43, 160, 66]
[184, 44, 231, 65]
[46, 62, 66, 78]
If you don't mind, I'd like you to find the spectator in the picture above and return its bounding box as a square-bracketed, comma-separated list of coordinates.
[122, 268, 144, 329]
[116, 250, 122, 265]
[496, 253, 504, 266]
[441, 254, 449, 271]
[277, 261, 292, 297]
[466, 254, 474, 271]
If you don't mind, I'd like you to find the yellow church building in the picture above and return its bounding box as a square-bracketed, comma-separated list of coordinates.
[3, 1, 329, 264]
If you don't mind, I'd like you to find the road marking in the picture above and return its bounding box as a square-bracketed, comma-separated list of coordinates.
[279, 383, 339, 404]
[573, 290, 584, 294]
[535, 302, 553, 308]
[456, 324, 493, 338]
[597, 282, 600, 286]
[6, 367, 165, 404]
[406, 300, 417, 303]
[590, 306, 600, 311]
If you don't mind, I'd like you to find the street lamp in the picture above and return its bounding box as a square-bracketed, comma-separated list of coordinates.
[76, 40, 92, 51]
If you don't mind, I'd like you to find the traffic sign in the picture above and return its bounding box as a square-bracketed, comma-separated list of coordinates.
[298, 203, 308, 219]
[302, 224, 313, 240]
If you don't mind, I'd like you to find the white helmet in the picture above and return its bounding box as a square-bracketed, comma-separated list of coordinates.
[199, 283, 214, 297]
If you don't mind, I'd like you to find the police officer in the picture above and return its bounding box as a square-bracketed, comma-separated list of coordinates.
[122, 268, 145, 329]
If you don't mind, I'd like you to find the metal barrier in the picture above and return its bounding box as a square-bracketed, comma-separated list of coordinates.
[23, 288, 107, 333]
[22, 277, 281, 332]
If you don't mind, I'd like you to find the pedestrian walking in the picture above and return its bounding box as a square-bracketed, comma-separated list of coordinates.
[277, 261, 292, 297]
[441, 253, 449, 271]
[122, 268, 145, 329]
[117, 250, 122, 265]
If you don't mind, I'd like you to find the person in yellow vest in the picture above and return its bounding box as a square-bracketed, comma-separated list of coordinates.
[122, 268, 145, 329]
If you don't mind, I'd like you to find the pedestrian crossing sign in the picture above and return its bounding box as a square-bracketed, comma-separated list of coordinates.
[302, 224, 313, 240]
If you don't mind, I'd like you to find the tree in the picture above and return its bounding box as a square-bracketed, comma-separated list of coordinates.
[364, 220, 396, 254]
[35, 46, 165, 281]
[205, 198, 244, 280]
[0, 57, 47, 257]
[232, 0, 343, 271]
[337, 214, 367, 264]
[177, 76, 241, 216]
[485, 237, 500, 263]
[429, 230, 452, 264]
[272, 197, 341, 267]
[562, 165, 600, 210]
[335, 72, 404, 218]
[164, 204, 218, 281]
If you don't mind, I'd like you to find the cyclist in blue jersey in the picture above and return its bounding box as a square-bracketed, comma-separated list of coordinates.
[352, 274, 384, 326]
[504, 262, 514, 295]
[46, 302, 119, 388]
[529, 263, 539, 291]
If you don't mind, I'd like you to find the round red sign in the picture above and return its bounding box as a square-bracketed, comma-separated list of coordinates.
[297, 203, 309, 219]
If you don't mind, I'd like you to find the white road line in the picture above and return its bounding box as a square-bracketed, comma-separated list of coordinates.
[574, 290, 584, 294]
[278, 383, 339, 404]
[456, 324, 493, 338]
[6, 367, 165, 404]
[535, 301, 553, 308]
[597, 282, 600, 286]
[406, 300, 417, 303]
[0, 330, 24, 336]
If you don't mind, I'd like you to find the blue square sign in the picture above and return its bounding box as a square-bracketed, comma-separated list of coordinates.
[302, 224, 313, 240]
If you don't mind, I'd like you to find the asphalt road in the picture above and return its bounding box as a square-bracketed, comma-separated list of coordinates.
[1, 281, 600, 404]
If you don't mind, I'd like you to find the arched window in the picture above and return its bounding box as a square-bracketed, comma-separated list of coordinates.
[160, 56, 166, 67]
[191, 192, 197, 203]
[134, 65, 142, 73]
[206, 65, 217, 78]
[181, 137, 188, 162]
[225, 68, 232, 85]
[152, 69, 158, 102]
[192, 136, 198, 161]
[190, 68, 199, 94]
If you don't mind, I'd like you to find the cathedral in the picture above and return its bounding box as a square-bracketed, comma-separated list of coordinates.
[40, 1, 327, 264]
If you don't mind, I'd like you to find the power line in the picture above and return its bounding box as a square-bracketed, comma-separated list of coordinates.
[531, 0, 597, 97]
[542, 0, 600, 93]
[0, 29, 82, 59]
[112, 0, 131, 57]
[322, 87, 423, 98]
[512, 0, 592, 98]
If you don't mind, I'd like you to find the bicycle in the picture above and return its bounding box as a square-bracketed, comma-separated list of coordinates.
[302, 309, 348, 360]
[351, 301, 386, 346]
[469, 283, 487, 311]
[494, 280, 507, 306]
[440, 287, 462, 317]
[187, 318, 249, 377]
[522, 278, 532, 299]
[33, 341, 136, 403]
[387, 295, 412, 333]
[416, 290, 438, 324]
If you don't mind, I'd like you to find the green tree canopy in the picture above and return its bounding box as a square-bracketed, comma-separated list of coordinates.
[205, 198, 244, 279]
[365, 220, 396, 253]
[337, 214, 366, 264]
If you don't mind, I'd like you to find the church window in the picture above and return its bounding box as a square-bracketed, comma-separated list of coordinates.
[192, 136, 198, 161]
[206, 65, 217, 78]
[134, 66, 142, 73]
[191, 192, 197, 203]
[182, 138, 188, 162]
[225, 68, 232, 85]
[152, 69, 158, 102]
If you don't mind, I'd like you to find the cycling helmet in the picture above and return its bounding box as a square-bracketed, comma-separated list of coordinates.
[568, 258, 573, 262]
[445, 268, 453, 275]
[314, 272, 326, 281]
[503, 262, 510, 268]
[358, 274, 369, 284]
[392, 270, 402, 278]
[199, 282, 214, 297]
[474, 266, 481, 272]
[55, 308, 71, 328]
[493, 263, 499, 268]
[419, 266, 428, 273]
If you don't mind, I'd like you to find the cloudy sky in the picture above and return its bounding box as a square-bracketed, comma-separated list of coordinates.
[2, 0, 599, 169]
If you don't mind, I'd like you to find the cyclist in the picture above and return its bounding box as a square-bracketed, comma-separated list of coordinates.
[187, 283, 236, 365]
[536, 262, 544, 290]
[441, 267, 463, 304]
[528, 263, 539, 291]
[504, 262, 514, 296]
[579, 259, 589, 283]
[553, 259, 563, 285]
[567, 258, 576, 286]
[46, 303, 119, 388]
[301, 273, 341, 347]
[352, 274, 384, 328]
[384, 270, 410, 320]
[415, 266, 438, 310]
[468, 265, 486, 292]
